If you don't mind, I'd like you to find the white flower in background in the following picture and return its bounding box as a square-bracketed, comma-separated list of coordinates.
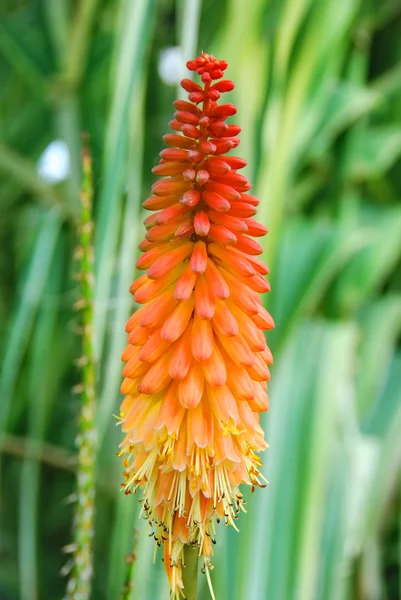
[158, 46, 185, 85]
[37, 140, 70, 184]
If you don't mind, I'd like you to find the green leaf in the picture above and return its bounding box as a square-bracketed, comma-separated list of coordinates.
[0, 17, 48, 95]
[100, 82, 145, 600]
[356, 296, 401, 419]
[243, 321, 357, 600]
[18, 243, 64, 600]
[0, 144, 69, 216]
[96, 83, 145, 445]
[360, 356, 401, 544]
[304, 82, 382, 161]
[331, 207, 401, 314]
[268, 218, 366, 349]
[0, 209, 62, 437]
[362, 352, 401, 439]
[94, 0, 156, 361]
[316, 449, 351, 600]
[345, 126, 401, 180]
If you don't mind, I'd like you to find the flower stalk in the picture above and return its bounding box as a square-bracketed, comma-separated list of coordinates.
[65, 135, 97, 600]
[182, 545, 199, 600]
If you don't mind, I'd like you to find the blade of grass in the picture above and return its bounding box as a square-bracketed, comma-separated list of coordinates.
[42, 0, 70, 71]
[316, 447, 350, 600]
[64, 0, 100, 87]
[245, 321, 356, 599]
[97, 81, 145, 444]
[106, 491, 139, 600]
[18, 242, 64, 600]
[0, 22, 47, 97]
[0, 144, 69, 216]
[126, 527, 158, 599]
[291, 323, 356, 599]
[43, 0, 83, 214]
[269, 218, 367, 351]
[274, 0, 314, 83]
[331, 207, 401, 314]
[177, 0, 202, 98]
[214, 0, 269, 177]
[99, 81, 146, 599]
[94, 0, 155, 362]
[0, 208, 62, 438]
[257, 0, 359, 267]
[361, 398, 401, 559]
[356, 297, 401, 419]
[52, 97, 82, 213]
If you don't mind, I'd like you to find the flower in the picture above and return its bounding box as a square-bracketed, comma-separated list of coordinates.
[119, 53, 274, 599]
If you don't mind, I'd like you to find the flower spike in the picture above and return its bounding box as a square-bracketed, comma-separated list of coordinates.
[119, 52, 274, 599]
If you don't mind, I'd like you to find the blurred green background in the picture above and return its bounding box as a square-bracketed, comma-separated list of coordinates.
[1, 1, 401, 599]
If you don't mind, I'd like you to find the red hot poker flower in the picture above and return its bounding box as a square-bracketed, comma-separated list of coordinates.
[119, 52, 274, 599]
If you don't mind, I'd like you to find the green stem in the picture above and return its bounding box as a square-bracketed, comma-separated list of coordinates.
[182, 545, 199, 600]
[65, 135, 97, 600]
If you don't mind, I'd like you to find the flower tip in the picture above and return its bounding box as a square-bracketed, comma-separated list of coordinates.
[186, 53, 229, 80]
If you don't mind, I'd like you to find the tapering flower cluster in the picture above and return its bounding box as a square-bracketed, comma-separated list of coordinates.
[119, 53, 274, 598]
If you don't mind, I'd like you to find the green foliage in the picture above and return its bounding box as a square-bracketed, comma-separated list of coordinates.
[0, 1, 400, 599]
